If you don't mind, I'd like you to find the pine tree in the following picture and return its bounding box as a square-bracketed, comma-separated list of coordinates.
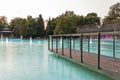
[36, 14, 45, 38]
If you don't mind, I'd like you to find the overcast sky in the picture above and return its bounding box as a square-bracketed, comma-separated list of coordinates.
[0, 0, 119, 22]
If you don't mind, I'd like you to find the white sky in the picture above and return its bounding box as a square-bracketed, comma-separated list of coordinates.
[0, 0, 119, 22]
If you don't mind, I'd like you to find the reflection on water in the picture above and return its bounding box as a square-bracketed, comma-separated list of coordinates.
[6, 37, 9, 43]
[48, 54, 112, 80]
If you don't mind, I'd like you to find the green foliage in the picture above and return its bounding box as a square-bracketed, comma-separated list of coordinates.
[0, 16, 8, 27]
[51, 11, 100, 35]
[76, 15, 85, 26]
[27, 15, 37, 37]
[10, 15, 45, 38]
[104, 2, 120, 24]
[54, 11, 77, 34]
[84, 13, 100, 25]
[9, 11, 101, 37]
[36, 14, 45, 38]
[10, 17, 28, 37]
[46, 18, 56, 35]
[5, 11, 101, 37]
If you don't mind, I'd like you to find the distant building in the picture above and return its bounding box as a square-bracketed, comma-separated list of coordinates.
[0, 27, 14, 38]
[77, 23, 120, 33]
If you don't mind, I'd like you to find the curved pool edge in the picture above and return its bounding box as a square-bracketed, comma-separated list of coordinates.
[50, 50, 119, 80]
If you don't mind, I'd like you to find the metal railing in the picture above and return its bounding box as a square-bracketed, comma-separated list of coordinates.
[48, 32, 120, 69]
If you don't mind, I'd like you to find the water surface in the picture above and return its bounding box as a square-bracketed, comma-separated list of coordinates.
[0, 39, 113, 80]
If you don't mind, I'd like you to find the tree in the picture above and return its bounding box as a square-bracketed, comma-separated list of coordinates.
[54, 11, 77, 34]
[84, 13, 100, 25]
[104, 2, 120, 24]
[0, 16, 8, 27]
[10, 17, 28, 37]
[76, 15, 85, 26]
[36, 14, 45, 38]
[27, 15, 37, 37]
[10, 15, 46, 38]
[46, 18, 56, 36]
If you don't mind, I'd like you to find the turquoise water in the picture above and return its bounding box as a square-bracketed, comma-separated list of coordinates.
[0, 38, 112, 80]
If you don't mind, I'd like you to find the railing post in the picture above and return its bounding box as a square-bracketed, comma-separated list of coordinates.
[62, 35, 64, 55]
[56, 36, 58, 53]
[88, 36, 90, 52]
[73, 37, 75, 50]
[68, 36, 69, 48]
[113, 35, 115, 58]
[70, 35, 72, 58]
[52, 36, 53, 51]
[80, 34, 83, 63]
[98, 33, 101, 69]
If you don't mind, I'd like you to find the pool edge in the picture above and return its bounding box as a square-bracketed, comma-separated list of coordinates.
[50, 50, 119, 80]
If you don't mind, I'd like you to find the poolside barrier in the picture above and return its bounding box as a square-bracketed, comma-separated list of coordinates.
[48, 32, 120, 80]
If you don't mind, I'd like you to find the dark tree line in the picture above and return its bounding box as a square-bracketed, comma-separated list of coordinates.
[9, 14, 45, 38]
[46, 11, 100, 35]
[46, 2, 120, 35]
